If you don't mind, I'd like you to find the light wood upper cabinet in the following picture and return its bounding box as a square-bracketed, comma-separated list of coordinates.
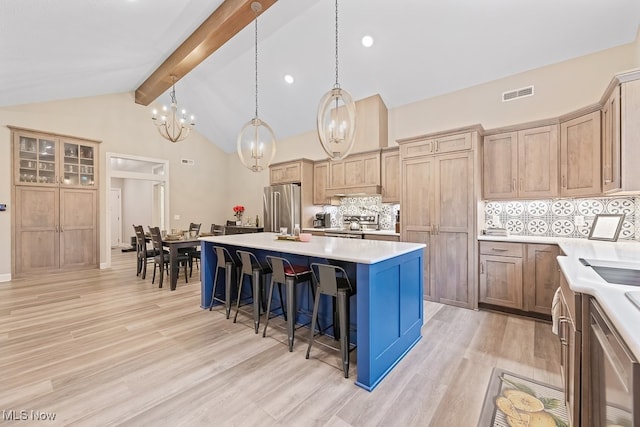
[270, 161, 302, 184]
[381, 148, 400, 203]
[560, 111, 601, 197]
[13, 129, 98, 188]
[483, 132, 518, 199]
[601, 76, 640, 193]
[483, 125, 558, 199]
[329, 150, 380, 189]
[518, 125, 558, 198]
[602, 86, 621, 192]
[400, 131, 473, 159]
[313, 161, 330, 205]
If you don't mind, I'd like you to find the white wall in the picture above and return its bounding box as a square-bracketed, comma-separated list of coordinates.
[122, 179, 154, 238]
[389, 41, 638, 143]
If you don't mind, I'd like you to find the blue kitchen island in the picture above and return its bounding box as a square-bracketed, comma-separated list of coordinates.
[198, 232, 425, 391]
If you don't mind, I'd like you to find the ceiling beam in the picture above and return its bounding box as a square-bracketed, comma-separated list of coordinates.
[135, 0, 277, 106]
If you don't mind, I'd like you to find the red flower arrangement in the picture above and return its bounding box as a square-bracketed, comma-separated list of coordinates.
[233, 205, 245, 219]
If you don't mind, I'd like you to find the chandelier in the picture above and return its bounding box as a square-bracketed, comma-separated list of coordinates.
[237, 1, 276, 172]
[151, 76, 195, 143]
[316, 0, 356, 161]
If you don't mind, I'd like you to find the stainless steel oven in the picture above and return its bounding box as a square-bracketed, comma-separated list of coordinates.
[589, 299, 640, 426]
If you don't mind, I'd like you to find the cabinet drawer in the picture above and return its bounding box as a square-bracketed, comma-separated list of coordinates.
[479, 241, 523, 257]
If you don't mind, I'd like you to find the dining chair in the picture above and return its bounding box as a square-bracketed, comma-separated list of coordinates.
[149, 226, 189, 288]
[185, 222, 202, 276]
[133, 225, 155, 280]
[306, 263, 357, 378]
[211, 224, 225, 235]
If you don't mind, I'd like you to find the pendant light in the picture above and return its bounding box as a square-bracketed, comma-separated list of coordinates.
[237, 1, 276, 172]
[151, 76, 195, 143]
[316, 0, 356, 161]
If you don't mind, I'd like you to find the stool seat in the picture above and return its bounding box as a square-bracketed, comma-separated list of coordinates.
[306, 263, 357, 378]
[263, 255, 315, 351]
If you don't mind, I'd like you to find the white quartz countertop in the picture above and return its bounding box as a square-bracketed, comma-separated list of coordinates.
[554, 239, 640, 360]
[481, 236, 640, 359]
[200, 232, 424, 264]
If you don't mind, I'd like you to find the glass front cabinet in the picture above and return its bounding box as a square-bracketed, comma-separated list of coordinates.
[14, 130, 98, 188]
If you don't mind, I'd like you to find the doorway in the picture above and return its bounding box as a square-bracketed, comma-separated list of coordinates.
[109, 188, 122, 248]
[104, 153, 170, 269]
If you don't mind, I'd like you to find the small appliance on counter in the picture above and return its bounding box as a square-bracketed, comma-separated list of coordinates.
[313, 212, 331, 228]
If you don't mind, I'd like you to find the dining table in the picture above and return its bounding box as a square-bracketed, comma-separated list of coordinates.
[159, 236, 201, 291]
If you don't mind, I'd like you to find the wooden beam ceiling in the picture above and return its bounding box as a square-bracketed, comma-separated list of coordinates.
[135, 0, 277, 106]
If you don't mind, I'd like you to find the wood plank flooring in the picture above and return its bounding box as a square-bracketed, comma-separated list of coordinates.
[0, 250, 562, 426]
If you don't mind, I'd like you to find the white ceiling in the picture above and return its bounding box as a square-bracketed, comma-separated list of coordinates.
[2, 0, 639, 153]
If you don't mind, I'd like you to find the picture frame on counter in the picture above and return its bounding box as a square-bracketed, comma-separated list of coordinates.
[588, 214, 625, 241]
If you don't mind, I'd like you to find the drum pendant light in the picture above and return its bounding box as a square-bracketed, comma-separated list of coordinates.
[237, 1, 276, 172]
[316, 0, 356, 161]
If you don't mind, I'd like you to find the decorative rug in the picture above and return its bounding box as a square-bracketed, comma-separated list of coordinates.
[478, 368, 569, 427]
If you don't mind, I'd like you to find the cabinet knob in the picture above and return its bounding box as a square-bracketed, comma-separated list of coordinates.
[480, 262, 484, 274]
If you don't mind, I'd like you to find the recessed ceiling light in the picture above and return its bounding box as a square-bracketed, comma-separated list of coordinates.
[361, 35, 374, 48]
[284, 74, 294, 84]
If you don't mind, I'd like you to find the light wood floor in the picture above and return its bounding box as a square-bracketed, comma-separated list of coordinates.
[0, 250, 561, 426]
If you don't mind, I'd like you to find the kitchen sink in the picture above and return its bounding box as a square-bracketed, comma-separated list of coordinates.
[591, 266, 640, 286]
[580, 258, 640, 286]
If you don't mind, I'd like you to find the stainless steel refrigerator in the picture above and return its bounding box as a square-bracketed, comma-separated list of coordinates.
[263, 184, 301, 233]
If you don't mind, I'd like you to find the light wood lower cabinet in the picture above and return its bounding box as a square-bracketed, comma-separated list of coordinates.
[559, 272, 582, 427]
[479, 242, 523, 309]
[524, 244, 560, 315]
[479, 241, 559, 315]
[15, 186, 97, 274]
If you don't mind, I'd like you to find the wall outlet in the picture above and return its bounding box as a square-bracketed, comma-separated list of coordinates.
[0, 203, 6, 211]
[174, 214, 180, 220]
[574, 215, 585, 226]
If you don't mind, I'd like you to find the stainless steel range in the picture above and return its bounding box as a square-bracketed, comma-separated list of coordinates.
[324, 214, 378, 239]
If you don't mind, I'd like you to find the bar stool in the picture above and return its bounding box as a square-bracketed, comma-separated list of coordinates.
[208, 246, 238, 319]
[306, 263, 357, 378]
[234, 250, 272, 334]
[263, 255, 315, 351]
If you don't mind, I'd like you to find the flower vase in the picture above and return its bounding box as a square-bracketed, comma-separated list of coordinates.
[236, 214, 242, 226]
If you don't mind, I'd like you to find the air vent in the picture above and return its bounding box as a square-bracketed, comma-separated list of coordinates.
[502, 85, 534, 102]
[181, 158, 195, 166]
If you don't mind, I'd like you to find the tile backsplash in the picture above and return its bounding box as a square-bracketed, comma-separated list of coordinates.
[318, 195, 399, 230]
[484, 196, 640, 240]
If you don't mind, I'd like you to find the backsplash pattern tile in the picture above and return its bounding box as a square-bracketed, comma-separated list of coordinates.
[484, 196, 640, 240]
[318, 195, 399, 230]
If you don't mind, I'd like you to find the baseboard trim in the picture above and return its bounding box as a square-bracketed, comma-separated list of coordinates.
[0, 273, 12, 283]
[100, 262, 110, 269]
